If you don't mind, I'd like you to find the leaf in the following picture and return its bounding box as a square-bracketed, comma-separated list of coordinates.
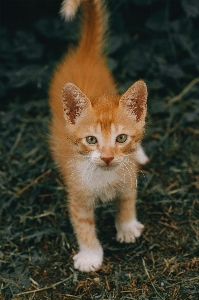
[182, 0, 199, 18]
[148, 79, 164, 90]
[107, 58, 118, 71]
[183, 111, 199, 124]
[145, 9, 168, 32]
[24, 227, 58, 243]
[0, 80, 6, 97]
[0, 196, 17, 214]
[6, 64, 50, 89]
[106, 35, 123, 55]
[14, 30, 44, 61]
[31, 249, 46, 264]
[159, 64, 185, 79]
[132, 0, 155, 6]
[34, 17, 78, 41]
[170, 17, 192, 35]
[150, 100, 169, 115]
[127, 49, 147, 72]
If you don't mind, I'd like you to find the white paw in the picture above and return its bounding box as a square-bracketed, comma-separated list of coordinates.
[116, 219, 144, 243]
[73, 246, 103, 272]
[135, 145, 148, 165]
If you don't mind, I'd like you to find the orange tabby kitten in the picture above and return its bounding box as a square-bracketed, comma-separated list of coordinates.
[49, 0, 148, 272]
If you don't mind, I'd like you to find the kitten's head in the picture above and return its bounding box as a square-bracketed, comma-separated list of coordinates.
[62, 80, 147, 168]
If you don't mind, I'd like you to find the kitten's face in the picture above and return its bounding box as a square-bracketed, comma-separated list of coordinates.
[62, 81, 147, 169]
[70, 110, 143, 168]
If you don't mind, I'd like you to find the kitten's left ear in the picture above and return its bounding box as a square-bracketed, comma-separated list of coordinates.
[119, 80, 147, 122]
[62, 83, 91, 124]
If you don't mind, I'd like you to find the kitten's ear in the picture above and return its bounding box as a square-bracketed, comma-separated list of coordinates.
[119, 80, 147, 122]
[62, 83, 91, 124]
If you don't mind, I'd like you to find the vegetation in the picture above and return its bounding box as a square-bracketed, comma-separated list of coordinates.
[0, 0, 199, 299]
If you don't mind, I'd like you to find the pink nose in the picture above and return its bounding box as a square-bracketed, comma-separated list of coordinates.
[101, 157, 114, 165]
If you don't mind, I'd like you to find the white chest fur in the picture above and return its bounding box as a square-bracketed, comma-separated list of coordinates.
[75, 160, 124, 201]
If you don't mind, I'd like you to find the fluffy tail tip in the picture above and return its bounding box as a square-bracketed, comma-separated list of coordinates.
[60, 0, 81, 20]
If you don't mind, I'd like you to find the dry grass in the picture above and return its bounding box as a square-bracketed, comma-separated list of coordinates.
[1, 0, 199, 297]
[0, 78, 199, 299]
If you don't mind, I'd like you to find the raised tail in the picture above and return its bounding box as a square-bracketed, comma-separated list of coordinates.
[60, 0, 108, 56]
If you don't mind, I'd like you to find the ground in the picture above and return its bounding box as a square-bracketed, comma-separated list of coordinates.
[0, 0, 199, 299]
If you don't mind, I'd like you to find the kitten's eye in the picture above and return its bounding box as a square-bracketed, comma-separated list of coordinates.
[86, 136, 98, 144]
[116, 134, 127, 143]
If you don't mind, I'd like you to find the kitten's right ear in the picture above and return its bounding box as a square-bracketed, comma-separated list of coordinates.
[62, 83, 91, 124]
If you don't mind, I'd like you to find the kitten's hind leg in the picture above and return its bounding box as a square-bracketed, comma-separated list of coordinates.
[135, 144, 149, 165]
[69, 195, 103, 272]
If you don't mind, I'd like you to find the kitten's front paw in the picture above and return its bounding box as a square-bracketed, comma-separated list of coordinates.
[73, 246, 103, 272]
[116, 219, 144, 243]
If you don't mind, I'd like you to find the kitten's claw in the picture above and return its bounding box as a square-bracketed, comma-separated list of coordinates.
[73, 246, 103, 272]
[116, 219, 144, 243]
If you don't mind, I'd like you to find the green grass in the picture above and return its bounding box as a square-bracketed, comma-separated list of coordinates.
[0, 77, 199, 299]
[1, 0, 199, 298]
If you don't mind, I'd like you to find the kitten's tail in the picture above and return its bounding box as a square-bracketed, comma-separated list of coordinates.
[60, 0, 107, 56]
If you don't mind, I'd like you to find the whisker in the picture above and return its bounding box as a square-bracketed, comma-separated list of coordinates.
[124, 159, 137, 176]
[69, 159, 91, 184]
[125, 159, 138, 188]
[126, 158, 147, 182]
[123, 152, 137, 158]
[118, 164, 126, 191]
[63, 158, 77, 169]
[122, 162, 133, 189]
[127, 159, 138, 188]
[118, 162, 127, 190]
[124, 159, 138, 188]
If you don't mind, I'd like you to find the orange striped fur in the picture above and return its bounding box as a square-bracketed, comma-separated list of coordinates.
[49, 0, 148, 272]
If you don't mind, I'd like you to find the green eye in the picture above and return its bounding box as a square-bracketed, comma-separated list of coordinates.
[116, 134, 127, 143]
[86, 136, 98, 144]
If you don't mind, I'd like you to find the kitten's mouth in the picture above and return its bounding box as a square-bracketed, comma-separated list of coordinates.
[98, 162, 118, 170]
[101, 166, 114, 171]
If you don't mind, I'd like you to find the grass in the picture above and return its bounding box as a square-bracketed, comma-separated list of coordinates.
[1, 0, 199, 295]
[0, 76, 199, 300]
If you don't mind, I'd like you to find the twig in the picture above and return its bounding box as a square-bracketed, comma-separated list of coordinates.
[9, 125, 25, 154]
[0, 276, 20, 289]
[29, 277, 39, 286]
[167, 276, 199, 288]
[14, 275, 72, 297]
[16, 169, 51, 196]
[21, 211, 55, 221]
[158, 221, 179, 230]
[168, 77, 199, 105]
[64, 295, 79, 298]
[142, 259, 165, 300]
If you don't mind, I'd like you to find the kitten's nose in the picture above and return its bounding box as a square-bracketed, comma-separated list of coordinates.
[101, 157, 114, 165]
